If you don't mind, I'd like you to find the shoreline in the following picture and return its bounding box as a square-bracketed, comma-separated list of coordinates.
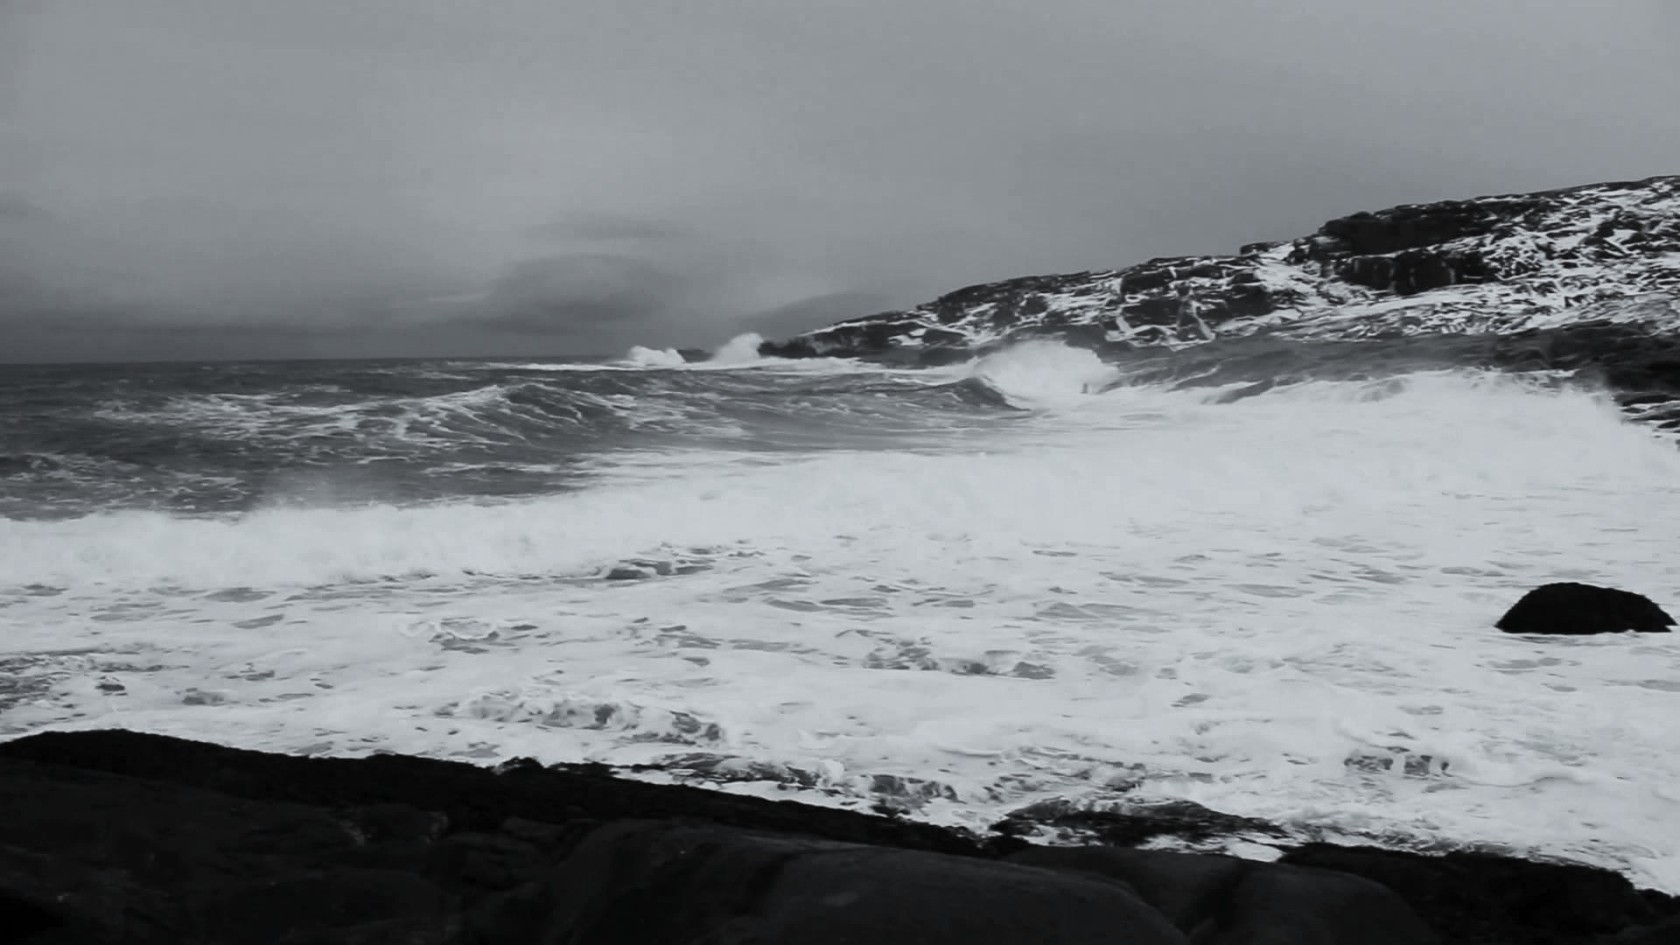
[3, 727, 1676, 943]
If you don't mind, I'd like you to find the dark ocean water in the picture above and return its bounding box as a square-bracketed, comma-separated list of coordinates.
[0, 355, 1029, 520]
[2, 333, 1615, 522]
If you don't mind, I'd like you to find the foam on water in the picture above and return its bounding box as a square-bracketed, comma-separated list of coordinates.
[710, 332, 767, 365]
[4, 359, 1680, 889]
[968, 340, 1121, 408]
[623, 345, 688, 369]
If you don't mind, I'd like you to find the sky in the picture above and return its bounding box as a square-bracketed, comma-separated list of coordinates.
[1, 0, 1677, 363]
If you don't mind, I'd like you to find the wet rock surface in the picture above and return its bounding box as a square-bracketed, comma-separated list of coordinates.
[1281, 844, 1680, 945]
[1008, 846, 1440, 945]
[507, 820, 1186, 945]
[1, 728, 1676, 944]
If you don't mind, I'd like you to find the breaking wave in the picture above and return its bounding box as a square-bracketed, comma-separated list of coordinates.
[710, 332, 767, 365]
[966, 340, 1122, 408]
[623, 345, 688, 368]
[3, 363, 1671, 590]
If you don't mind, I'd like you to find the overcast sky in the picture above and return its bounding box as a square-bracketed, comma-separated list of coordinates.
[2, 0, 1677, 362]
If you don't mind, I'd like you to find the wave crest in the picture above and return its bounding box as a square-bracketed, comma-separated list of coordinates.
[623, 345, 688, 368]
[968, 341, 1120, 408]
[711, 332, 766, 365]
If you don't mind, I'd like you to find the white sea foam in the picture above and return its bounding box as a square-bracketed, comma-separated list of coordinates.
[623, 345, 689, 368]
[968, 340, 1121, 408]
[710, 332, 766, 365]
[467, 361, 633, 372]
[4, 358, 1680, 889]
[93, 384, 535, 448]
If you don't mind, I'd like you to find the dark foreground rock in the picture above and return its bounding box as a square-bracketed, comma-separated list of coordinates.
[505, 820, 1185, 944]
[0, 729, 1675, 944]
[1008, 846, 1437, 945]
[1497, 582, 1675, 635]
[1282, 845, 1680, 945]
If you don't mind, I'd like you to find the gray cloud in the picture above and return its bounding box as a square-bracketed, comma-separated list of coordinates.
[736, 292, 899, 340]
[526, 216, 691, 244]
[477, 254, 680, 334]
[0, 194, 42, 220]
[2, 0, 1678, 361]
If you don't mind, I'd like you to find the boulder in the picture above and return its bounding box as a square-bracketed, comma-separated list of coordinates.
[1496, 582, 1674, 635]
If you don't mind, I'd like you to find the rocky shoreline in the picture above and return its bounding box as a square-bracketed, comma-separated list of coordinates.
[758, 175, 1680, 434]
[3, 728, 1677, 944]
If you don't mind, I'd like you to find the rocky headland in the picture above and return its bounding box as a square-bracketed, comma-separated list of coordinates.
[762, 175, 1680, 432]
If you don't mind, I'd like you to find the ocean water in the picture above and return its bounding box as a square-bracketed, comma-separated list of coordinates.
[3, 337, 1679, 889]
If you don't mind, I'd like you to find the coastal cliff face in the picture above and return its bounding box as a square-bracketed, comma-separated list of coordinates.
[760, 176, 1680, 361]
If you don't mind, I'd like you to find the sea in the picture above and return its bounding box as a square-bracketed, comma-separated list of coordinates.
[3, 333, 1679, 889]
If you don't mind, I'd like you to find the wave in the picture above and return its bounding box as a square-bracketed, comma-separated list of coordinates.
[4, 366, 1674, 591]
[615, 333, 871, 374]
[0, 453, 68, 475]
[710, 332, 766, 365]
[85, 376, 746, 450]
[943, 378, 1021, 410]
[623, 345, 689, 369]
[965, 341, 1122, 408]
[617, 335, 780, 369]
[620, 332, 781, 370]
[1107, 333, 1555, 394]
[7, 337, 1672, 524]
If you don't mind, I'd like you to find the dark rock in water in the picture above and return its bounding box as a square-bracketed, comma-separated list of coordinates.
[1496, 582, 1674, 635]
[913, 344, 976, 367]
[0, 729, 1676, 944]
[994, 796, 1287, 847]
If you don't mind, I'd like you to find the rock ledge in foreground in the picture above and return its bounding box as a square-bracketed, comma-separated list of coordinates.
[0, 729, 1676, 944]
